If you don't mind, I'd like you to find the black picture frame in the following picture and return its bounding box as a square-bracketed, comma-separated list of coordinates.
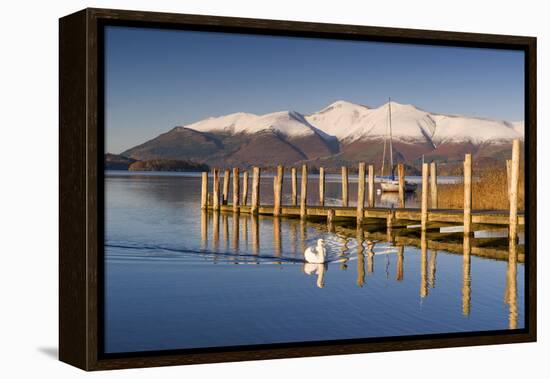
[59, 7, 537, 371]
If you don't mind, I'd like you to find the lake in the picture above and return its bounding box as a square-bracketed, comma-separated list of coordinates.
[104, 171, 524, 354]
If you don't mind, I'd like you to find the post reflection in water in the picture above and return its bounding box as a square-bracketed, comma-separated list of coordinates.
[356, 226, 365, 287]
[366, 240, 374, 274]
[506, 238, 518, 329]
[231, 214, 239, 253]
[242, 215, 248, 250]
[251, 215, 259, 256]
[340, 237, 350, 270]
[462, 234, 472, 316]
[428, 250, 438, 288]
[212, 211, 219, 252]
[299, 220, 307, 258]
[273, 217, 282, 259]
[200, 210, 208, 250]
[222, 213, 229, 251]
[396, 245, 404, 281]
[420, 232, 428, 299]
[289, 221, 297, 257]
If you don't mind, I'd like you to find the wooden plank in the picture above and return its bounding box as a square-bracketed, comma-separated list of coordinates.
[251, 167, 260, 215]
[509, 139, 520, 240]
[291, 167, 297, 206]
[232, 168, 239, 213]
[319, 167, 325, 206]
[368, 164, 375, 208]
[397, 163, 405, 208]
[430, 161, 438, 209]
[300, 164, 308, 219]
[341, 166, 349, 207]
[421, 163, 429, 230]
[201, 172, 208, 209]
[357, 162, 366, 223]
[464, 154, 472, 234]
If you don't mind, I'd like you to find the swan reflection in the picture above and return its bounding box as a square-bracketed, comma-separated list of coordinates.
[303, 263, 327, 288]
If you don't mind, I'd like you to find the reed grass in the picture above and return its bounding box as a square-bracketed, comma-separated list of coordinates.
[437, 165, 524, 210]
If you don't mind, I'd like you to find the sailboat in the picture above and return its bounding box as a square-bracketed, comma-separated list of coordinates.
[379, 98, 417, 193]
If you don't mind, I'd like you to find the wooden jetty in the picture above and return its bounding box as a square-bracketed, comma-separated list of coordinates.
[201, 139, 524, 242]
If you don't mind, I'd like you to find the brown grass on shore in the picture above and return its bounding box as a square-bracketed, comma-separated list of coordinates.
[438, 165, 524, 210]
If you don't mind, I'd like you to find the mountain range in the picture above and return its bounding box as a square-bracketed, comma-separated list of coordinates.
[119, 100, 524, 174]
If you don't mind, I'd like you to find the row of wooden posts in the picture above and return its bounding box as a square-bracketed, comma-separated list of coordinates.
[201, 140, 521, 237]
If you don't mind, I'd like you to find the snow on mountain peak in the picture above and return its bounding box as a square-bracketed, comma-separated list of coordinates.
[179, 100, 524, 145]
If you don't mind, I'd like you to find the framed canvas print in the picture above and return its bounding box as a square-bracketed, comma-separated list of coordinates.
[59, 8, 536, 371]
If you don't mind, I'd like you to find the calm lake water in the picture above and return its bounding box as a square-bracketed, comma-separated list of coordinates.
[104, 171, 524, 354]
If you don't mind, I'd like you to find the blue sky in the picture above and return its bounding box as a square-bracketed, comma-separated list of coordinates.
[105, 26, 525, 154]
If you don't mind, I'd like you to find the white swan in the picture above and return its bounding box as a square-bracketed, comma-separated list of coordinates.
[304, 239, 327, 263]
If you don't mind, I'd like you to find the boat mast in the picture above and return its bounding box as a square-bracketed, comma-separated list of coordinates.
[388, 97, 394, 178]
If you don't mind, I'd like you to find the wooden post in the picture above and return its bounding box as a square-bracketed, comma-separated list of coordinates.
[387, 210, 395, 229]
[201, 172, 208, 209]
[430, 161, 438, 209]
[357, 162, 366, 223]
[212, 169, 220, 211]
[397, 163, 405, 208]
[327, 208, 335, 232]
[274, 165, 283, 216]
[463, 154, 472, 235]
[368, 164, 375, 208]
[242, 171, 248, 206]
[341, 166, 349, 207]
[506, 159, 512, 199]
[232, 168, 239, 213]
[222, 169, 230, 205]
[421, 163, 429, 231]
[251, 167, 260, 215]
[300, 164, 308, 219]
[291, 167, 298, 206]
[509, 139, 520, 241]
[319, 167, 325, 206]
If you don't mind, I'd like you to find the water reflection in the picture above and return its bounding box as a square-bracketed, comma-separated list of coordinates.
[462, 235, 471, 316]
[303, 263, 327, 288]
[506, 238, 518, 329]
[420, 232, 428, 299]
[106, 174, 525, 353]
[428, 250, 437, 288]
[356, 226, 365, 287]
[197, 210, 521, 328]
[396, 245, 404, 281]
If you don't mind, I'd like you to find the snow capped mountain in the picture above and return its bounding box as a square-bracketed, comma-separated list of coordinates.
[183, 110, 318, 138]
[180, 100, 523, 146]
[121, 100, 524, 171]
